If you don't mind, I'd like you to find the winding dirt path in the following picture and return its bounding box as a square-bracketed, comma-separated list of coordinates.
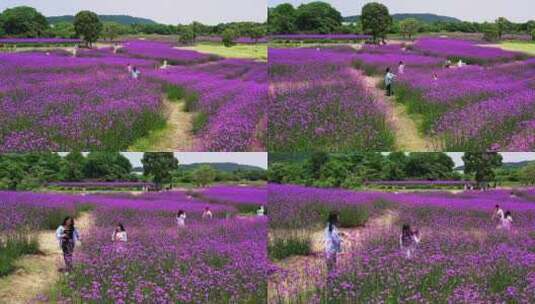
[131, 96, 195, 151]
[269, 210, 399, 303]
[362, 74, 434, 151]
[0, 212, 94, 304]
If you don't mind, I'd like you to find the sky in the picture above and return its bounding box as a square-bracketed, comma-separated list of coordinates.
[268, 0, 535, 23]
[446, 153, 535, 168]
[1, 0, 267, 25]
[124, 153, 267, 169]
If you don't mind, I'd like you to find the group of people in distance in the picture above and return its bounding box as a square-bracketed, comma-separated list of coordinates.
[323, 204, 514, 273]
[384, 57, 467, 97]
[55, 204, 267, 273]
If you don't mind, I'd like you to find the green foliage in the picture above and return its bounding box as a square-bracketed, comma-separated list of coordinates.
[83, 152, 132, 181]
[482, 23, 500, 42]
[268, 3, 297, 34]
[295, 2, 342, 34]
[192, 112, 208, 135]
[0, 232, 39, 277]
[74, 10, 102, 47]
[462, 152, 503, 183]
[101, 22, 123, 41]
[141, 153, 179, 186]
[50, 21, 76, 38]
[495, 17, 512, 38]
[532, 29, 535, 41]
[192, 165, 217, 187]
[222, 28, 237, 47]
[0, 6, 48, 37]
[269, 234, 311, 260]
[178, 27, 196, 45]
[338, 205, 369, 227]
[399, 18, 420, 39]
[361, 2, 392, 43]
[519, 162, 535, 185]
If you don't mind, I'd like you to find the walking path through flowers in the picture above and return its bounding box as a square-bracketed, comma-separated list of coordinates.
[361, 74, 433, 151]
[0, 212, 94, 304]
[131, 96, 195, 151]
[270, 209, 399, 303]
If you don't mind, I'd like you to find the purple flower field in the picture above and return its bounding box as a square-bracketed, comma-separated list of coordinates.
[270, 34, 371, 41]
[0, 39, 267, 151]
[269, 184, 535, 303]
[271, 37, 535, 151]
[0, 38, 81, 45]
[0, 186, 269, 302]
[268, 47, 394, 151]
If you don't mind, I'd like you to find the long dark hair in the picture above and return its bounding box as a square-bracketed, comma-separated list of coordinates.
[177, 210, 185, 217]
[117, 223, 125, 232]
[402, 224, 412, 239]
[386, 67, 391, 73]
[62, 216, 74, 227]
[505, 211, 511, 218]
[327, 212, 338, 232]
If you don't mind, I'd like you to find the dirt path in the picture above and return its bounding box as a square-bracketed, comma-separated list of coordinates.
[0, 212, 94, 304]
[269, 210, 399, 303]
[130, 96, 195, 151]
[362, 74, 434, 151]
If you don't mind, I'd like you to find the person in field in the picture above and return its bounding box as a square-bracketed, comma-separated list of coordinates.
[384, 67, 396, 96]
[56, 216, 81, 272]
[160, 60, 169, 69]
[400, 224, 420, 259]
[444, 59, 452, 68]
[457, 59, 465, 68]
[257, 205, 265, 216]
[127, 63, 132, 74]
[433, 72, 439, 81]
[112, 223, 128, 242]
[325, 212, 343, 273]
[202, 207, 213, 220]
[398, 61, 405, 74]
[131, 67, 140, 79]
[499, 211, 513, 230]
[176, 210, 187, 227]
[492, 204, 505, 223]
[72, 45, 78, 57]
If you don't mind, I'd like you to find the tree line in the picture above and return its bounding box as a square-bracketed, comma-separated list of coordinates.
[269, 152, 535, 189]
[0, 6, 267, 47]
[0, 152, 266, 190]
[268, 1, 535, 42]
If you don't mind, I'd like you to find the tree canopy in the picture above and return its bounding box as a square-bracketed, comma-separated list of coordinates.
[141, 153, 179, 187]
[74, 10, 102, 47]
[0, 6, 48, 37]
[361, 2, 392, 43]
[462, 152, 503, 184]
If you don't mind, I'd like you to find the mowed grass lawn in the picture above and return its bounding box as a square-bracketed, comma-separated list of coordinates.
[183, 43, 267, 60]
[499, 41, 535, 55]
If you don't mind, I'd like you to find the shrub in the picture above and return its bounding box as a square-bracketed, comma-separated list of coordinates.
[269, 233, 311, 260]
[338, 205, 369, 228]
[192, 112, 208, 134]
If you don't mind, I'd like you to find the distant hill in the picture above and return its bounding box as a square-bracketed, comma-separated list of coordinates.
[455, 160, 534, 171]
[343, 13, 461, 23]
[47, 15, 157, 25]
[133, 163, 265, 173]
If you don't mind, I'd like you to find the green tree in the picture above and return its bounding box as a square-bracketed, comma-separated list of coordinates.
[406, 153, 455, 180]
[482, 23, 500, 42]
[50, 22, 75, 38]
[268, 3, 297, 34]
[101, 22, 122, 41]
[0, 6, 48, 37]
[294, 2, 342, 33]
[61, 152, 86, 181]
[519, 163, 535, 185]
[532, 29, 535, 41]
[462, 152, 503, 186]
[178, 27, 196, 45]
[141, 153, 179, 187]
[304, 152, 329, 180]
[399, 18, 420, 39]
[192, 165, 216, 187]
[222, 28, 237, 47]
[248, 26, 266, 43]
[495, 17, 511, 39]
[84, 152, 132, 181]
[74, 10, 102, 47]
[385, 152, 408, 180]
[361, 2, 392, 43]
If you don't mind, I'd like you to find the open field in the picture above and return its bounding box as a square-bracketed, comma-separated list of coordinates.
[0, 38, 267, 151]
[268, 184, 535, 303]
[269, 36, 535, 151]
[0, 185, 268, 303]
[180, 43, 267, 60]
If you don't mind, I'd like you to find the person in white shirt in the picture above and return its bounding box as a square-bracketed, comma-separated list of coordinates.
[500, 211, 513, 231]
[160, 60, 169, 69]
[384, 67, 396, 96]
[325, 212, 343, 273]
[400, 224, 420, 259]
[398, 61, 405, 74]
[457, 59, 465, 68]
[257, 205, 265, 216]
[176, 210, 186, 227]
[72, 45, 78, 57]
[202, 207, 213, 220]
[56, 217, 81, 272]
[492, 205, 505, 224]
[112, 223, 128, 242]
[131, 67, 140, 79]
